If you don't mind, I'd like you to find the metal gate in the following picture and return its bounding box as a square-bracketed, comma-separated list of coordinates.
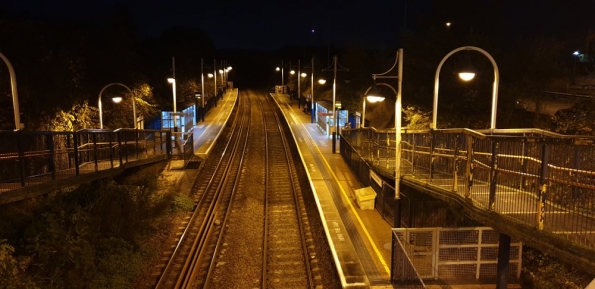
[393, 227, 522, 280]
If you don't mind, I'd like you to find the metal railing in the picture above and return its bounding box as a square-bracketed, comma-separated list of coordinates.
[0, 128, 171, 192]
[342, 127, 595, 251]
[172, 130, 195, 167]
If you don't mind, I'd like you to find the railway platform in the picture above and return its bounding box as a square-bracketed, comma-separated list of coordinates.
[272, 93, 393, 288]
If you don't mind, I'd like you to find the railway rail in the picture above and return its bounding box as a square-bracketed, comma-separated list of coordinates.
[153, 90, 322, 288]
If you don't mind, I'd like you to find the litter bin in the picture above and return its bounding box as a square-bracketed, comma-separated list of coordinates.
[354, 187, 376, 210]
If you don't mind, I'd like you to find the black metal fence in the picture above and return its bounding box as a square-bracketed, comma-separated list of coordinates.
[341, 127, 595, 251]
[0, 128, 171, 192]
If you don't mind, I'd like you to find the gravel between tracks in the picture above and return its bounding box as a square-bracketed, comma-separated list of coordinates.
[209, 91, 341, 288]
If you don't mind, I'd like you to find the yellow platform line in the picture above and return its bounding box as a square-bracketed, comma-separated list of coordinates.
[303, 125, 391, 276]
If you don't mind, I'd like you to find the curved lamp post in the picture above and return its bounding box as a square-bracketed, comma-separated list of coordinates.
[0, 52, 21, 130]
[98, 83, 136, 129]
[368, 49, 404, 228]
[432, 46, 500, 130]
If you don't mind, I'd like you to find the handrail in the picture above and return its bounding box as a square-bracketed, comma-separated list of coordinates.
[0, 129, 171, 194]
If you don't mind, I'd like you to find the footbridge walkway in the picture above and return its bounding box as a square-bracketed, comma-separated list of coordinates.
[341, 127, 595, 275]
[0, 128, 172, 205]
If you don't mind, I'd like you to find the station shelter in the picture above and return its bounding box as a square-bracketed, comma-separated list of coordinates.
[275, 85, 287, 94]
[161, 105, 195, 133]
[315, 100, 348, 137]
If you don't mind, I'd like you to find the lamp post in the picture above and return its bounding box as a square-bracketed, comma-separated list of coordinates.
[322, 55, 349, 153]
[368, 49, 403, 228]
[361, 82, 386, 128]
[276, 60, 284, 88]
[573, 50, 580, 85]
[98, 83, 136, 129]
[167, 78, 177, 131]
[226, 65, 232, 88]
[432, 46, 499, 130]
[307, 58, 316, 123]
[0, 52, 21, 130]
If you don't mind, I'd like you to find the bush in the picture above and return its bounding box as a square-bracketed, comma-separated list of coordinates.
[0, 163, 186, 288]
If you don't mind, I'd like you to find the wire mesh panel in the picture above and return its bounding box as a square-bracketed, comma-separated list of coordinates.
[394, 227, 522, 283]
[392, 230, 427, 288]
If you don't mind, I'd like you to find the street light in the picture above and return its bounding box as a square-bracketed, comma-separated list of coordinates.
[370, 49, 403, 228]
[0, 51, 22, 130]
[302, 58, 317, 123]
[322, 55, 349, 154]
[167, 77, 177, 131]
[573, 51, 580, 85]
[432, 46, 499, 130]
[98, 83, 137, 129]
[276, 60, 285, 88]
[361, 82, 386, 128]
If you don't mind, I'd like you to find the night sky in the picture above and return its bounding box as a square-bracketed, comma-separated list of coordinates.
[1, 0, 595, 50]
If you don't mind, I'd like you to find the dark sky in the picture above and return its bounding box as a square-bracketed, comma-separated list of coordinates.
[2, 0, 595, 51]
[1, 0, 411, 50]
[0, 0, 404, 49]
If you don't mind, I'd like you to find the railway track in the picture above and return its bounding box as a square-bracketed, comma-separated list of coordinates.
[261, 91, 320, 288]
[152, 90, 323, 288]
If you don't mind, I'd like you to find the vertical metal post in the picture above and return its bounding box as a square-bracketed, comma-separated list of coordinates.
[135, 130, 140, 160]
[66, 133, 72, 169]
[537, 143, 549, 230]
[520, 141, 528, 190]
[124, 131, 129, 163]
[297, 59, 301, 108]
[394, 48, 404, 228]
[412, 134, 416, 175]
[496, 233, 511, 289]
[332, 55, 337, 154]
[117, 131, 123, 166]
[488, 141, 499, 211]
[453, 135, 459, 192]
[17, 133, 26, 187]
[465, 135, 474, 198]
[572, 146, 580, 200]
[108, 132, 114, 168]
[92, 133, 99, 171]
[73, 133, 80, 176]
[429, 131, 435, 183]
[311, 58, 316, 123]
[47, 134, 56, 181]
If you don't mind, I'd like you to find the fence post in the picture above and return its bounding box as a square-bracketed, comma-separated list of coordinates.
[47, 133, 56, 181]
[411, 134, 417, 175]
[465, 135, 474, 198]
[166, 131, 172, 157]
[73, 133, 80, 176]
[117, 131, 123, 166]
[92, 133, 99, 171]
[429, 131, 436, 183]
[488, 141, 499, 211]
[496, 233, 512, 289]
[453, 135, 459, 192]
[536, 143, 549, 230]
[135, 129, 140, 160]
[17, 132, 26, 187]
[108, 132, 114, 168]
